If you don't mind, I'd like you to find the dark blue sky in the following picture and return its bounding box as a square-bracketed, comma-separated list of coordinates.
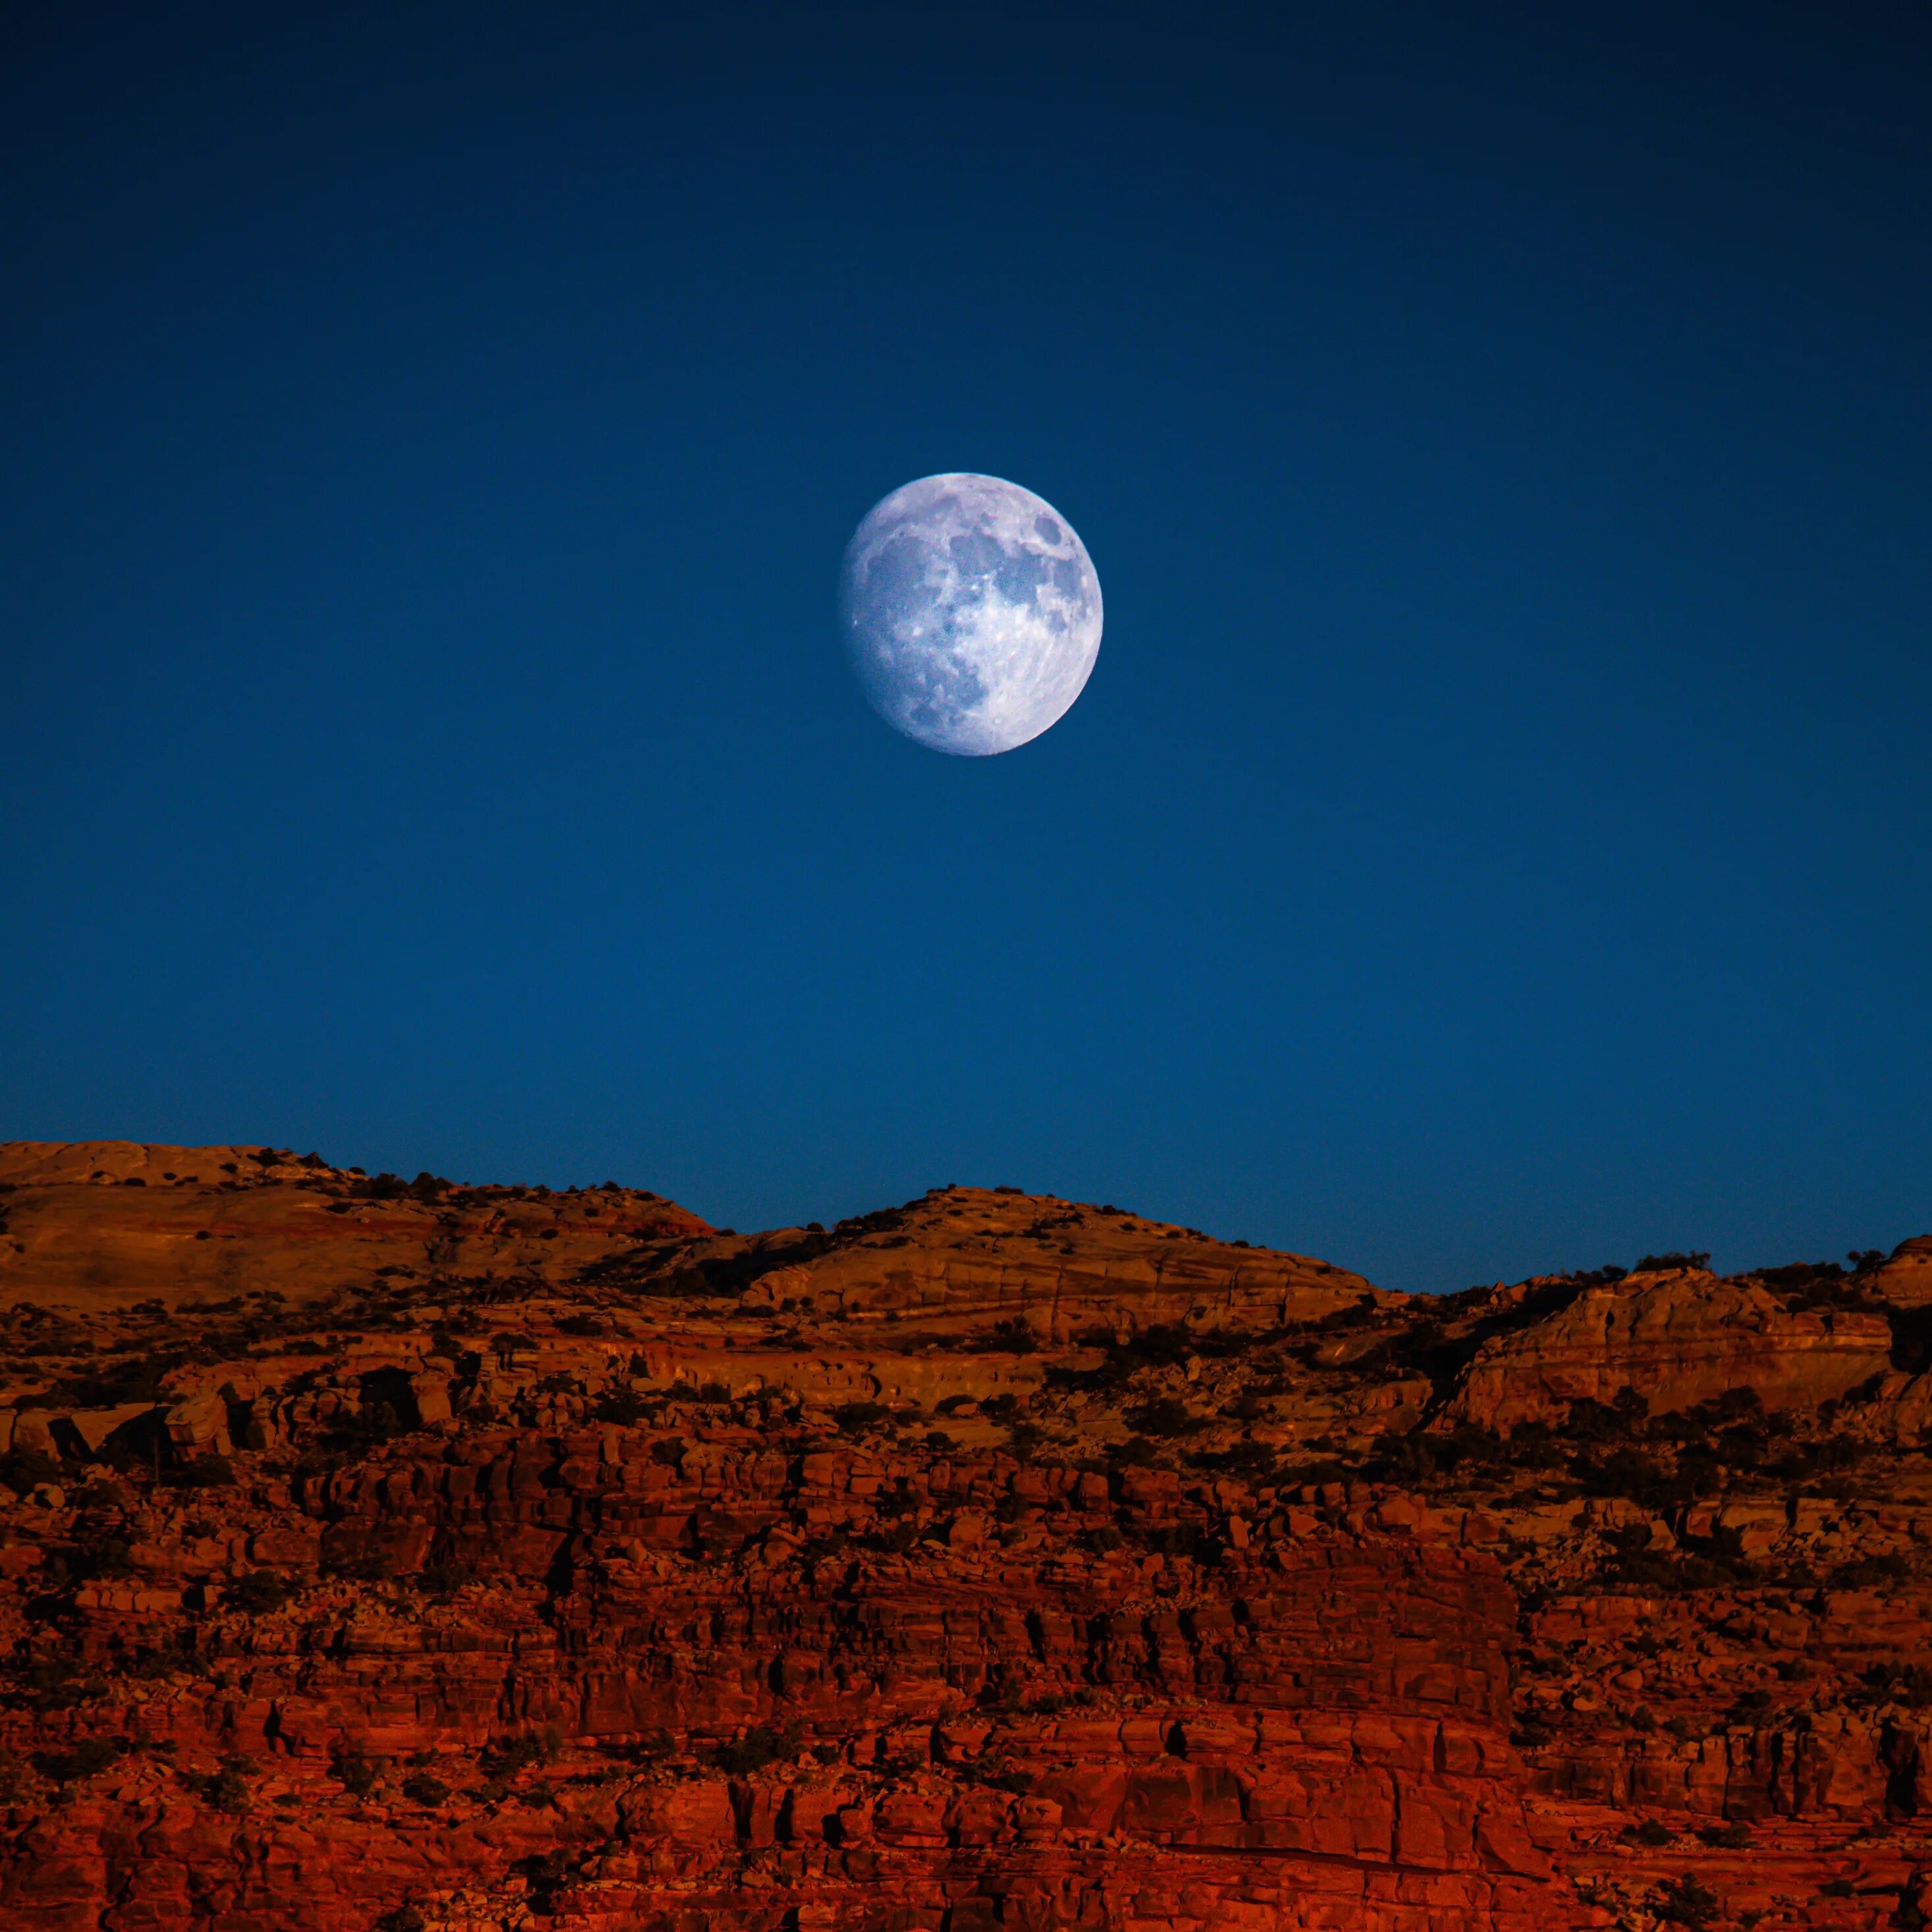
[5, 5, 1929, 1292]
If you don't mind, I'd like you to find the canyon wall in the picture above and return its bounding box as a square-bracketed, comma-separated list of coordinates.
[0, 1144, 1928, 1931]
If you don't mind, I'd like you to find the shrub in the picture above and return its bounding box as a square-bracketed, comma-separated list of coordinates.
[32, 1737, 124, 1783]
[183, 1755, 254, 1811]
[173, 1452, 237, 1489]
[1856, 1662, 1932, 1708]
[401, 1771, 449, 1805]
[329, 1746, 379, 1797]
[221, 1571, 290, 1614]
[1833, 1552, 1912, 1589]
[593, 1389, 648, 1425]
[1655, 1874, 1720, 1926]
[416, 1561, 474, 1600]
[513, 1852, 579, 1911]
[1623, 1819, 1675, 1846]
[703, 1724, 800, 1775]
[1126, 1397, 1199, 1439]
[477, 1729, 559, 1793]
[1697, 1821, 1751, 1848]
[1187, 1440, 1278, 1479]
[0, 1450, 63, 1496]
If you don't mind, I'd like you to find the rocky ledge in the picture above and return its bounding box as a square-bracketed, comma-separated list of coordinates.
[0, 1141, 1927, 1931]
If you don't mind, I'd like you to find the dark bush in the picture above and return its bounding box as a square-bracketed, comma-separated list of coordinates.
[1598, 1525, 1753, 1593]
[401, 1771, 449, 1805]
[1833, 1552, 1913, 1589]
[42, 1539, 134, 1588]
[513, 1851, 580, 1911]
[703, 1724, 799, 1775]
[593, 1389, 647, 1425]
[1623, 1819, 1675, 1846]
[183, 1755, 254, 1811]
[478, 1730, 559, 1787]
[1856, 1663, 1932, 1708]
[1127, 1397, 1199, 1439]
[329, 1746, 379, 1797]
[172, 1453, 237, 1489]
[1133, 1521, 1226, 1568]
[1655, 1876, 1720, 1927]
[416, 1561, 474, 1600]
[32, 1736, 124, 1783]
[221, 1571, 290, 1614]
[32, 1351, 183, 1409]
[0, 1450, 63, 1496]
[1566, 1388, 1649, 1442]
[1187, 1440, 1278, 1479]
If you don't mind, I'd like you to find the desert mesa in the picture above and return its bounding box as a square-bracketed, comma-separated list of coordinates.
[0, 1139, 1929, 1931]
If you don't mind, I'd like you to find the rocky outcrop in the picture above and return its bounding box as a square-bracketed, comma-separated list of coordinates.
[1441, 1269, 1893, 1430]
[0, 1145, 1929, 1930]
[0, 1141, 709, 1311]
[1868, 1236, 1932, 1309]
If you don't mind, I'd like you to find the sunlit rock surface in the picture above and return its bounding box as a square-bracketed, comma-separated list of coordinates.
[0, 1143, 1928, 1929]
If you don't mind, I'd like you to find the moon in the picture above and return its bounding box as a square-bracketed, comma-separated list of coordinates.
[839, 473, 1103, 756]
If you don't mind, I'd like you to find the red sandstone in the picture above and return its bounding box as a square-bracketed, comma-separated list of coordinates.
[0, 1142, 1927, 1931]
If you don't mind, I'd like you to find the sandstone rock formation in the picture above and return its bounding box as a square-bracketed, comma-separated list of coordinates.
[1441, 1269, 1893, 1431]
[0, 1145, 1927, 1930]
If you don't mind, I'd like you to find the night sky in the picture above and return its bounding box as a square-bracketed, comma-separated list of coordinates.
[5, 5, 1929, 1292]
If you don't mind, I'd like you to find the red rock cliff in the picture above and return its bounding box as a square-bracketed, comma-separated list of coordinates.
[0, 1145, 1927, 1931]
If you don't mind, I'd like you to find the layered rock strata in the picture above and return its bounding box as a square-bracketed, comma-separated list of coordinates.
[0, 1145, 1929, 1931]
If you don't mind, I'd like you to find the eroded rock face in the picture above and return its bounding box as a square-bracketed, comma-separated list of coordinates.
[0, 1146, 1928, 1931]
[0, 1141, 710, 1312]
[1868, 1236, 1932, 1309]
[1442, 1270, 1894, 1431]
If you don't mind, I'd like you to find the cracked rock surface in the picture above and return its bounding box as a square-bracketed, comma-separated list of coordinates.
[0, 1141, 1928, 1930]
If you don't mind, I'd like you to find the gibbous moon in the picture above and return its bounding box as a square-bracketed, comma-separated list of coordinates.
[839, 473, 1102, 756]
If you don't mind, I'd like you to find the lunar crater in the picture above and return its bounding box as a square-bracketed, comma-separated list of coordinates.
[839, 472, 1103, 756]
